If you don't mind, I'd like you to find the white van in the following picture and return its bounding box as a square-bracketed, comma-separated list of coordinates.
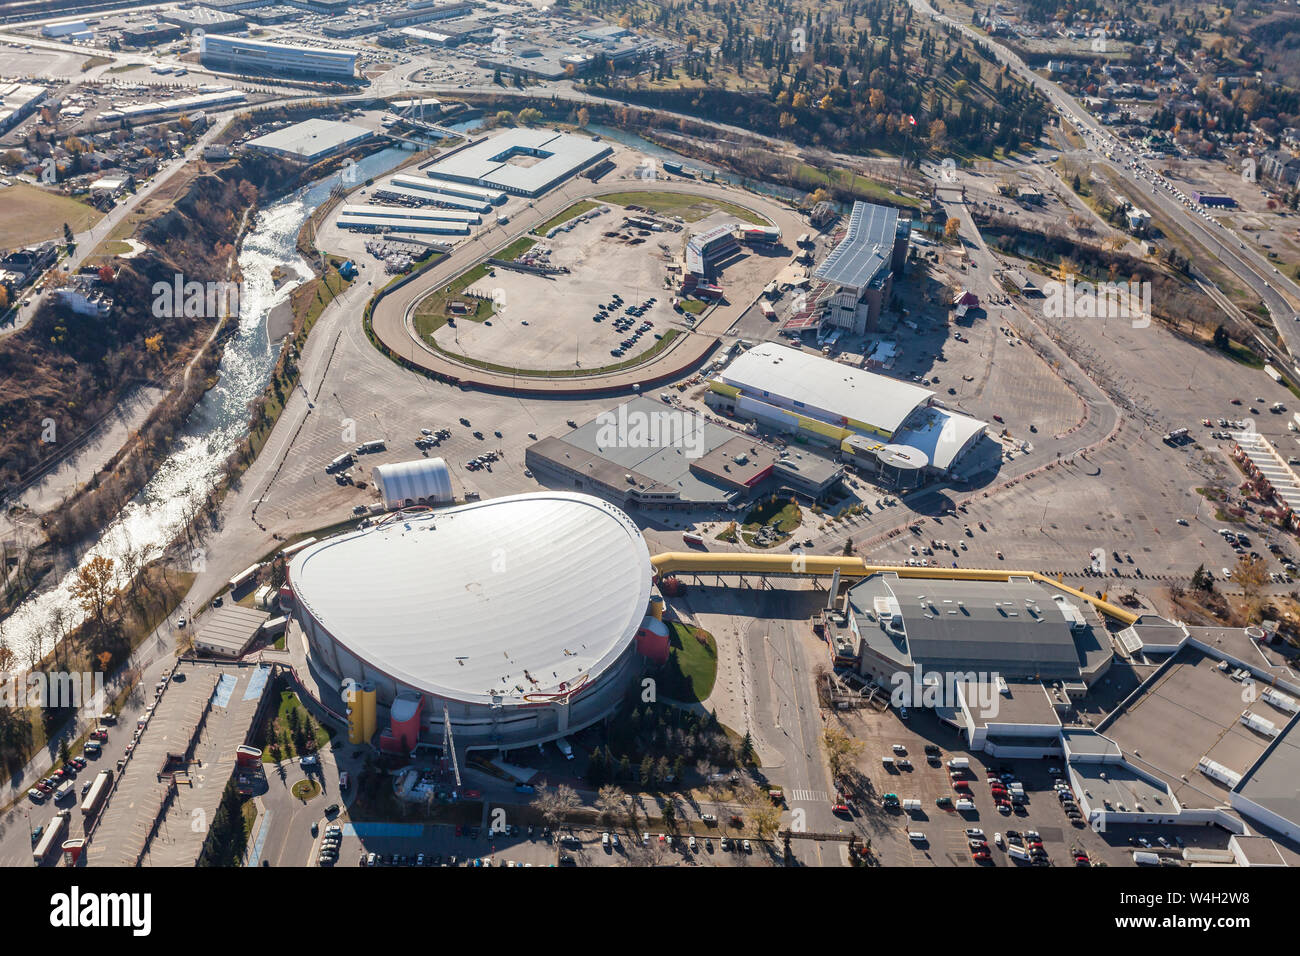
[907, 831, 927, 843]
[1133, 850, 1161, 866]
[881, 756, 895, 769]
[555, 737, 574, 760]
[947, 758, 970, 770]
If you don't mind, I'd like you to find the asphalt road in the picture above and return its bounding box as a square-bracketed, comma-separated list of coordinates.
[907, 0, 1300, 352]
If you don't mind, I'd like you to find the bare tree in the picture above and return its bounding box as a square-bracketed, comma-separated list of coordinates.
[596, 784, 627, 825]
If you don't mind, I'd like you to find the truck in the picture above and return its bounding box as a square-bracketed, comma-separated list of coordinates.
[1007, 843, 1030, 862]
[326, 453, 354, 473]
[1133, 850, 1162, 866]
[682, 532, 705, 548]
[33, 810, 70, 865]
[759, 301, 776, 320]
[902, 799, 923, 813]
[80, 770, 112, 819]
[339, 771, 350, 791]
[946, 758, 970, 770]
[355, 439, 385, 455]
[54, 781, 74, 804]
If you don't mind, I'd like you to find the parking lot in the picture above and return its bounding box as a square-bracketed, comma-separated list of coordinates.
[309, 819, 778, 867]
[831, 706, 1159, 868]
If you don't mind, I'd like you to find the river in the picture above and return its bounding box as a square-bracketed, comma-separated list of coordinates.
[0, 146, 412, 659]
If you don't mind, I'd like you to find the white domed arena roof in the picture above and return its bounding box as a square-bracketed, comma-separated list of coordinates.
[289, 493, 652, 704]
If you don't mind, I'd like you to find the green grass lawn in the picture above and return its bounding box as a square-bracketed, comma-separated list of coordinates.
[660, 623, 718, 703]
[534, 200, 598, 235]
[741, 496, 802, 547]
[599, 190, 770, 226]
[412, 262, 497, 341]
[791, 164, 921, 209]
[679, 298, 707, 314]
[262, 690, 332, 763]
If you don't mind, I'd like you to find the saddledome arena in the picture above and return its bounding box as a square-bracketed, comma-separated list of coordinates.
[286, 492, 661, 752]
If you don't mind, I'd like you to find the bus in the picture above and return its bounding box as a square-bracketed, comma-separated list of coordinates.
[33, 811, 69, 865]
[80, 770, 112, 819]
[228, 563, 261, 593]
[682, 532, 705, 548]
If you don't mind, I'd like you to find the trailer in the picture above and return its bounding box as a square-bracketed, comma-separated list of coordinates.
[80, 770, 112, 819]
[278, 537, 318, 560]
[227, 563, 261, 593]
[355, 439, 386, 455]
[759, 301, 776, 320]
[33, 811, 70, 865]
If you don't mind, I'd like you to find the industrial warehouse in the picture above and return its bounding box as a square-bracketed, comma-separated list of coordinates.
[285, 492, 666, 753]
[705, 343, 1000, 487]
[524, 396, 845, 510]
[245, 118, 374, 163]
[419, 128, 613, 197]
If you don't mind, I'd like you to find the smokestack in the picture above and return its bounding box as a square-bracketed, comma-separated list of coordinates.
[827, 567, 841, 611]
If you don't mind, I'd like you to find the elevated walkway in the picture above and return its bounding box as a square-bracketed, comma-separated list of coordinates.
[648, 552, 1138, 624]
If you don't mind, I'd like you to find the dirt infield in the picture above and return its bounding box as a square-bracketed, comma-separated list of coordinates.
[367, 178, 807, 395]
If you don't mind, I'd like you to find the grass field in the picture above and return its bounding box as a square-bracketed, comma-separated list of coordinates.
[599, 190, 769, 226]
[0, 183, 103, 248]
[661, 622, 718, 702]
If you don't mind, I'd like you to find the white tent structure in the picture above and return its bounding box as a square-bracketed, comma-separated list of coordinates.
[374, 458, 454, 510]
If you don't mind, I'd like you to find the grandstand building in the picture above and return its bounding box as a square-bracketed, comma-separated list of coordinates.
[684, 223, 741, 279]
[814, 201, 911, 333]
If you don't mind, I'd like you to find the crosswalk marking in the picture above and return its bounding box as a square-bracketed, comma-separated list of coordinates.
[789, 789, 828, 802]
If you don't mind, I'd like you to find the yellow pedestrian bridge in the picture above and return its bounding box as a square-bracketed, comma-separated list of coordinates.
[648, 551, 1138, 625]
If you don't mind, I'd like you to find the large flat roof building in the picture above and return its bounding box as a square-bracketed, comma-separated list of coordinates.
[525, 396, 844, 510]
[420, 128, 612, 196]
[846, 572, 1111, 687]
[200, 34, 357, 79]
[246, 118, 373, 162]
[706, 343, 996, 485]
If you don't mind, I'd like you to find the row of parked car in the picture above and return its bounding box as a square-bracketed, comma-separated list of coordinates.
[28, 756, 89, 803]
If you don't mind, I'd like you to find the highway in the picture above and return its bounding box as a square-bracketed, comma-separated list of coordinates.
[907, 0, 1300, 358]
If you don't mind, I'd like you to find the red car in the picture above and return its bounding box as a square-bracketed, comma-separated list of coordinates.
[993, 414, 1004, 423]
[34, 782, 52, 794]
[1074, 854, 1091, 866]
[90, 729, 109, 741]
[70, 757, 87, 770]
[971, 848, 991, 861]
